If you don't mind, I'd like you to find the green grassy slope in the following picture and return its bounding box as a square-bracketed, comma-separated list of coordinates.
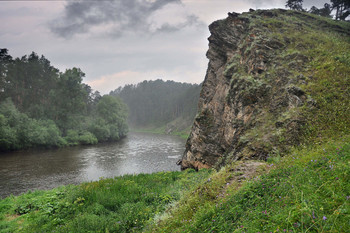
[149, 137, 349, 232]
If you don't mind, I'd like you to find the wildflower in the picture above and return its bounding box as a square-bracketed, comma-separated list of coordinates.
[312, 211, 316, 219]
[346, 196, 350, 200]
[323, 216, 327, 221]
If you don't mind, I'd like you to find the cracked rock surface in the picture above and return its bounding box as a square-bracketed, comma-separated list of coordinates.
[180, 9, 319, 170]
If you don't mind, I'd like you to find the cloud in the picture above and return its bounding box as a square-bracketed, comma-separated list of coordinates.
[246, 0, 284, 9]
[49, 0, 203, 39]
[246, 0, 330, 9]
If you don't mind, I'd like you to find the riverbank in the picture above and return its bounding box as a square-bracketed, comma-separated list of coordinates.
[131, 127, 190, 140]
[131, 121, 193, 141]
[1, 136, 348, 232]
[129, 116, 194, 140]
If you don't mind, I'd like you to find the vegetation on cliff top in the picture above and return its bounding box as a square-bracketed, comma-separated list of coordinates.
[223, 8, 350, 162]
[250, 9, 350, 143]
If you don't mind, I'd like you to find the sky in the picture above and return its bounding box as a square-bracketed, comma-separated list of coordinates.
[0, 0, 329, 94]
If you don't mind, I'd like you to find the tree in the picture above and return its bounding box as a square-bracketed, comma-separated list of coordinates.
[0, 49, 12, 100]
[1, 51, 59, 118]
[0, 50, 130, 151]
[309, 3, 332, 18]
[110, 79, 201, 129]
[285, 0, 304, 11]
[50, 68, 89, 133]
[331, 0, 350, 20]
[89, 95, 128, 141]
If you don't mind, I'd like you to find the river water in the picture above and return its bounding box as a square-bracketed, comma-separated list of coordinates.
[0, 132, 186, 198]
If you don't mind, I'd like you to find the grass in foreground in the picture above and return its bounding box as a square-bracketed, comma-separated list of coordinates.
[0, 169, 212, 232]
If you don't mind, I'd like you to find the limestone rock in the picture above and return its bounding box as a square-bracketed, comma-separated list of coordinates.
[179, 9, 316, 170]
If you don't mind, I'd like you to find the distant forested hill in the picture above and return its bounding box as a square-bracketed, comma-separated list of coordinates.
[0, 49, 128, 151]
[110, 80, 201, 133]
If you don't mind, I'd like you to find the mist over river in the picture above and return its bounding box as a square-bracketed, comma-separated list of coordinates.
[0, 132, 185, 198]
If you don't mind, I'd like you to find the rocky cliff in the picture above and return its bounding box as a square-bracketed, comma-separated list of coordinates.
[180, 9, 350, 170]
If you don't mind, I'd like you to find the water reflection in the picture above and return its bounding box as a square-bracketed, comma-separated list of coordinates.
[0, 132, 185, 198]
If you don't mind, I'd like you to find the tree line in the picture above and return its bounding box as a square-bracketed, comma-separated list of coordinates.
[110, 80, 201, 128]
[286, 0, 350, 20]
[0, 49, 128, 151]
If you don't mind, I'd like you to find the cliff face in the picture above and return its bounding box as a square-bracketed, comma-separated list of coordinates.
[180, 9, 350, 170]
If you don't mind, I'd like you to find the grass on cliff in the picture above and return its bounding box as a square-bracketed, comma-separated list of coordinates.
[260, 10, 350, 143]
[302, 27, 350, 141]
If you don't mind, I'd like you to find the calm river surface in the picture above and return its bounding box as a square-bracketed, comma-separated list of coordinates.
[0, 132, 185, 198]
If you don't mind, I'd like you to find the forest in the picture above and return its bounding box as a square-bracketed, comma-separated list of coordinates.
[110, 80, 201, 132]
[0, 49, 128, 151]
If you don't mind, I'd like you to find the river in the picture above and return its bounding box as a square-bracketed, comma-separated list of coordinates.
[0, 132, 186, 198]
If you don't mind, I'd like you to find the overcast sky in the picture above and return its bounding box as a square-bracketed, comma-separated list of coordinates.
[1, 0, 328, 94]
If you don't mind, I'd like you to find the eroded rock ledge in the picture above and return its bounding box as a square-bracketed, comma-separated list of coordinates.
[179, 9, 318, 170]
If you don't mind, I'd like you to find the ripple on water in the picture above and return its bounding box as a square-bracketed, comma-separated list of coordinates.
[0, 132, 185, 198]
